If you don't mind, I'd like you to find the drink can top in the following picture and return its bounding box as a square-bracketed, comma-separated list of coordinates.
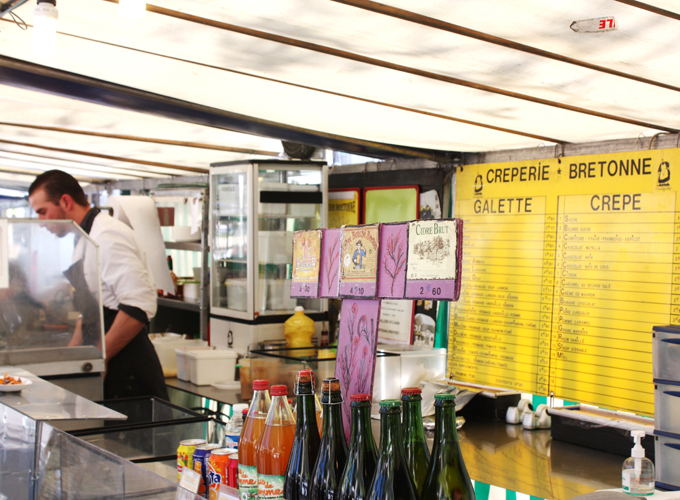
[252, 379, 269, 391]
[401, 387, 422, 395]
[271, 384, 288, 396]
[228, 452, 239, 460]
[434, 393, 456, 402]
[211, 448, 237, 456]
[180, 439, 206, 446]
[350, 393, 371, 401]
[195, 443, 222, 451]
[379, 399, 401, 408]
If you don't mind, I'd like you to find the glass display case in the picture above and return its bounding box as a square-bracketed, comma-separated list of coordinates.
[0, 219, 105, 396]
[210, 160, 328, 320]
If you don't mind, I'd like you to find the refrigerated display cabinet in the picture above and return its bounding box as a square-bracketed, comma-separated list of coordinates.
[209, 160, 328, 352]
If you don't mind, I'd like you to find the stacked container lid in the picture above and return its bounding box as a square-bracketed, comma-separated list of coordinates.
[652, 325, 680, 490]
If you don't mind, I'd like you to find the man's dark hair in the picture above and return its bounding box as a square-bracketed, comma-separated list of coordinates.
[29, 170, 89, 207]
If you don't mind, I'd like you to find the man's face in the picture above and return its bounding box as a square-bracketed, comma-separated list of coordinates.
[28, 188, 71, 237]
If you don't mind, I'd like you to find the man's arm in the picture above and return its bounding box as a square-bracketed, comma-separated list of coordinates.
[105, 309, 145, 362]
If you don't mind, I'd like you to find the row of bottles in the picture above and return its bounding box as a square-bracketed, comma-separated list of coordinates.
[238, 372, 474, 500]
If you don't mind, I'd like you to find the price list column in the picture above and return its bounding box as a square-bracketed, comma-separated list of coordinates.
[549, 192, 675, 416]
[449, 196, 550, 394]
[672, 212, 680, 326]
[538, 215, 557, 396]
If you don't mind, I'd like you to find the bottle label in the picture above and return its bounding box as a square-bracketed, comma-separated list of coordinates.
[258, 473, 285, 500]
[238, 464, 258, 499]
[225, 433, 240, 449]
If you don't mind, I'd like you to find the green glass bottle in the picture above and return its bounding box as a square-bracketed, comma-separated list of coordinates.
[421, 393, 475, 500]
[401, 387, 430, 493]
[310, 378, 349, 500]
[366, 400, 420, 500]
[285, 370, 321, 500]
[337, 393, 378, 500]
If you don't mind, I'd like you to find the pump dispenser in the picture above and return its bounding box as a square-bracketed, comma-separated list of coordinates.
[622, 431, 654, 496]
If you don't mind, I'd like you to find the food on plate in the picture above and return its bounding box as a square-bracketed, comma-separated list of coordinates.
[1, 373, 23, 385]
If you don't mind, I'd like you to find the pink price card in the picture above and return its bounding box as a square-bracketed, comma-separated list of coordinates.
[290, 229, 322, 298]
[404, 218, 464, 301]
[319, 228, 341, 298]
[334, 298, 381, 443]
[338, 224, 380, 299]
[377, 222, 408, 299]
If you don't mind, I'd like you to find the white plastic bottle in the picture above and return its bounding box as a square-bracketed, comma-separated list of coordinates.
[622, 430, 655, 496]
[225, 403, 248, 449]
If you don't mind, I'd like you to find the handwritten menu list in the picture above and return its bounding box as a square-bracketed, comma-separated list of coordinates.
[450, 197, 552, 395]
[449, 149, 680, 416]
[548, 193, 674, 415]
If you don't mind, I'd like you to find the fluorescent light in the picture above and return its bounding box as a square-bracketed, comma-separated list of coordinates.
[119, 0, 145, 20]
[32, 0, 57, 59]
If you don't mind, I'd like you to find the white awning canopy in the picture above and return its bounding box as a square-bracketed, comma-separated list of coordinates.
[0, 0, 679, 189]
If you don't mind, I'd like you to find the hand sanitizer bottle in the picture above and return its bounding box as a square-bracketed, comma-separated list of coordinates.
[622, 430, 655, 496]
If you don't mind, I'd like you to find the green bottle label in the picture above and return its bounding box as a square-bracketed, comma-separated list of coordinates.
[238, 464, 258, 499]
[258, 473, 285, 500]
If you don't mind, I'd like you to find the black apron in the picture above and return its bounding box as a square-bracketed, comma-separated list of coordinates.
[64, 220, 168, 401]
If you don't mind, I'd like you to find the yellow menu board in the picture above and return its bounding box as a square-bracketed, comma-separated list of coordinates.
[450, 148, 680, 416]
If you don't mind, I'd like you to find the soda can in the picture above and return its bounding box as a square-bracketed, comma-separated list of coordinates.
[207, 448, 236, 500]
[177, 438, 206, 482]
[193, 444, 222, 498]
[227, 452, 239, 488]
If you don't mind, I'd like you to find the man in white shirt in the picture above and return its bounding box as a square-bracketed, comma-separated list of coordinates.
[29, 170, 168, 400]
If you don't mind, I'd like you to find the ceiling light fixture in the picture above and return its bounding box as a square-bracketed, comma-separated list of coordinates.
[119, 0, 145, 20]
[32, 0, 57, 58]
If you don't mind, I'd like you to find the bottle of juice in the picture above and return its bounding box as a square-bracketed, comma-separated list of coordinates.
[336, 393, 378, 500]
[401, 387, 430, 493]
[285, 306, 315, 348]
[421, 393, 475, 500]
[366, 400, 420, 500]
[284, 370, 321, 500]
[309, 378, 348, 500]
[239, 380, 272, 500]
[257, 384, 296, 500]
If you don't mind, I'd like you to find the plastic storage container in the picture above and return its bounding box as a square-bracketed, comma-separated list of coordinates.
[150, 335, 208, 378]
[654, 379, 680, 435]
[652, 325, 680, 381]
[185, 347, 239, 386]
[175, 345, 212, 382]
[654, 430, 680, 490]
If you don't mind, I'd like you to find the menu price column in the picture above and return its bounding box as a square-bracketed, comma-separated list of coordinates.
[672, 212, 680, 326]
[538, 214, 556, 396]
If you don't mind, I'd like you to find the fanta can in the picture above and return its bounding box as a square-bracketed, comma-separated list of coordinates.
[207, 448, 235, 500]
[193, 444, 221, 497]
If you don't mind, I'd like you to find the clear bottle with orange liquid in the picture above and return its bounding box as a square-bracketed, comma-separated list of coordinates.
[239, 379, 271, 500]
[257, 384, 296, 500]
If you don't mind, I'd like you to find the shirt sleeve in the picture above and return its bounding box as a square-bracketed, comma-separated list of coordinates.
[97, 226, 158, 321]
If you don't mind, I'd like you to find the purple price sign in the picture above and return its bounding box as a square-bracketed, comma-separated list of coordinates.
[404, 280, 456, 300]
[338, 282, 377, 299]
[291, 281, 320, 298]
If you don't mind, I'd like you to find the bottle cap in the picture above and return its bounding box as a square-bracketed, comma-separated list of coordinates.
[232, 403, 248, 416]
[401, 387, 422, 396]
[322, 378, 341, 393]
[242, 408, 248, 415]
[295, 305, 304, 312]
[271, 385, 288, 396]
[434, 393, 456, 403]
[350, 393, 371, 401]
[252, 379, 269, 391]
[379, 399, 402, 408]
[297, 370, 313, 384]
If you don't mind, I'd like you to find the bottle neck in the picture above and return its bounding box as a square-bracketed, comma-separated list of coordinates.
[296, 392, 318, 429]
[267, 395, 294, 425]
[402, 396, 425, 441]
[350, 404, 373, 450]
[321, 396, 344, 438]
[250, 389, 271, 417]
[379, 411, 404, 458]
[433, 404, 458, 452]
